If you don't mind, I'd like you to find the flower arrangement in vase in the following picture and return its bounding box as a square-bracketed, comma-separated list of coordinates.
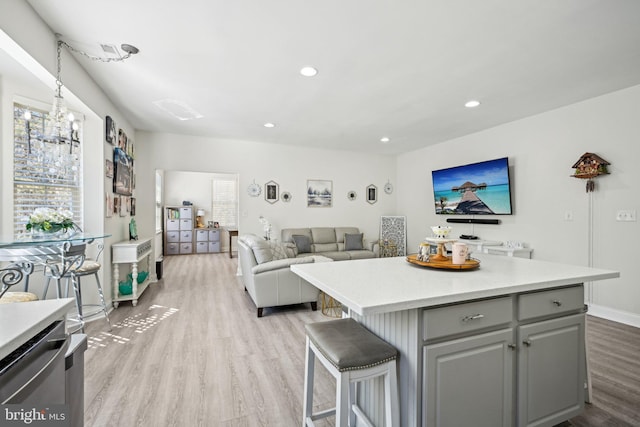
[26, 207, 76, 235]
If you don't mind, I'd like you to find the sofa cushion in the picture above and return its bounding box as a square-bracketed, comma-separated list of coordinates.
[313, 242, 338, 253]
[292, 234, 312, 254]
[282, 228, 311, 244]
[269, 240, 288, 260]
[251, 256, 315, 274]
[346, 250, 375, 260]
[284, 242, 298, 258]
[311, 227, 337, 244]
[242, 235, 273, 264]
[344, 233, 364, 251]
[318, 251, 351, 261]
[335, 227, 360, 243]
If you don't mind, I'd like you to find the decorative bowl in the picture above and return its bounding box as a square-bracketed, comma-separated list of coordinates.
[119, 280, 133, 295]
[430, 226, 452, 239]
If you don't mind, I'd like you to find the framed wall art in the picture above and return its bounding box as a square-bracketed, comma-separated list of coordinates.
[105, 159, 114, 178]
[265, 180, 279, 203]
[106, 116, 116, 144]
[366, 184, 377, 204]
[113, 147, 133, 196]
[307, 179, 333, 207]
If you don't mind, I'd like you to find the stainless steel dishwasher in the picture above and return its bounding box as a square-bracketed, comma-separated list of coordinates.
[0, 320, 69, 404]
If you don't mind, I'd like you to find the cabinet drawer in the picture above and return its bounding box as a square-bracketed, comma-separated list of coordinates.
[180, 243, 193, 254]
[179, 207, 192, 218]
[166, 219, 180, 231]
[423, 296, 513, 340]
[180, 219, 193, 230]
[518, 285, 584, 321]
[166, 242, 179, 255]
[180, 230, 193, 242]
[196, 242, 208, 253]
[209, 241, 220, 253]
[209, 229, 220, 241]
[196, 230, 209, 241]
[166, 231, 179, 243]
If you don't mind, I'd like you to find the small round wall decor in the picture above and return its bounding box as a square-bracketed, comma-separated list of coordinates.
[247, 181, 261, 197]
[281, 192, 292, 202]
[347, 191, 357, 201]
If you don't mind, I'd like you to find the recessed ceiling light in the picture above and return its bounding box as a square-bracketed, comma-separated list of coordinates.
[264, 122, 275, 128]
[380, 137, 390, 143]
[465, 100, 481, 108]
[300, 66, 318, 77]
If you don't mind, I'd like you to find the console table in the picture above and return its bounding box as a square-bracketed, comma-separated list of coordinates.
[225, 227, 238, 258]
[111, 238, 154, 308]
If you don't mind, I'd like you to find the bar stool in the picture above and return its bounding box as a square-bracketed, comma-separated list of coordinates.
[42, 243, 111, 331]
[303, 318, 399, 427]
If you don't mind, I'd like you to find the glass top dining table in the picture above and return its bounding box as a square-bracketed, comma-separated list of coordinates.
[0, 232, 111, 297]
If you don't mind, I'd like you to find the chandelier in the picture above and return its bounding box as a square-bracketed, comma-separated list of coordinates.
[42, 37, 140, 146]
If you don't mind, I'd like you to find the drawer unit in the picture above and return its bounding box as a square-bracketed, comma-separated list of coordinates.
[166, 242, 179, 255]
[196, 241, 209, 253]
[209, 241, 220, 253]
[196, 229, 209, 242]
[423, 296, 513, 340]
[165, 205, 195, 255]
[209, 229, 220, 242]
[518, 285, 584, 321]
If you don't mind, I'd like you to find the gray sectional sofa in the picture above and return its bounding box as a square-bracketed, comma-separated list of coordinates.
[281, 227, 378, 260]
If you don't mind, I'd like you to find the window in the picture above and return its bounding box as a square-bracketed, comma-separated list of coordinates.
[211, 175, 238, 227]
[13, 103, 83, 237]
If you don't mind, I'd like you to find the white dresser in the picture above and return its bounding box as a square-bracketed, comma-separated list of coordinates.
[112, 238, 155, 307]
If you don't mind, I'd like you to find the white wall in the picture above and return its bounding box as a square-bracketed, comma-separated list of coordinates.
[134, 131, 397, 255]
[397, 84, 640, 326]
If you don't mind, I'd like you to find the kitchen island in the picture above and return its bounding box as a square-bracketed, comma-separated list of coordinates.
[292, 253, 619, 427]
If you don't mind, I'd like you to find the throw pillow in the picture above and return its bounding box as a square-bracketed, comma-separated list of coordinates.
[291, 234, 312, 254]
[244, 235, 273, 264]
[344, 233, 364, 251]
[269, 240, 288, 260]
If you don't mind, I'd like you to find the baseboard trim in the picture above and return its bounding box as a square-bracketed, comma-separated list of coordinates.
[588, 304, 640, 328]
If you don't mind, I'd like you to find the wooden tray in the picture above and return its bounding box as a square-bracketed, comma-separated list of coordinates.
[406, 254, 480, 270]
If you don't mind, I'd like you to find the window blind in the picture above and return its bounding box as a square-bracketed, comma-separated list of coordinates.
[13, 103, 83, 237]
[211, 176, 238, 227]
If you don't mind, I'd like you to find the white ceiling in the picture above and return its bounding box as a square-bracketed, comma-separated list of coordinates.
[22, 0, 640, 155]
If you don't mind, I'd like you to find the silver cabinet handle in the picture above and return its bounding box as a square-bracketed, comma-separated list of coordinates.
[552, 300, 562, 307]
[523, 339, 532, 346]
[462, 314, 485, 322]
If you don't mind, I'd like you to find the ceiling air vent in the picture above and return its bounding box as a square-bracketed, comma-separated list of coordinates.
[153, 99, 203, 121]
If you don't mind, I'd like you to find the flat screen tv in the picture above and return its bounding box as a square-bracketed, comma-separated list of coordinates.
[432, 157, 513, 215]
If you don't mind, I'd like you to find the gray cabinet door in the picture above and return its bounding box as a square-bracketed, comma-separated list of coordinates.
[517, 314, 585, 427]
[424, 328, 514, 427]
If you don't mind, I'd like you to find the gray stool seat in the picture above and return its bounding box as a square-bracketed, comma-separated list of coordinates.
[305, 318, 398, 372]
[303, 318, 400, 427]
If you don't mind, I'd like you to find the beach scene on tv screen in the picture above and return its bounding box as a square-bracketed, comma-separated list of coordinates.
[433, 158, 512, 215]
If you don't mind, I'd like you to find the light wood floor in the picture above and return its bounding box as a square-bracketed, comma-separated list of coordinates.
[83, 253, 640, 426]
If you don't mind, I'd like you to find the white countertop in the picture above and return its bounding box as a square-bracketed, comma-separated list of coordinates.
[0, 298, 74, 360]
[291, 254, 619, 316]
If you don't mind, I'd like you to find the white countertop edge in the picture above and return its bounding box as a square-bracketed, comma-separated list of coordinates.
[0, 298, 74, 360]
[291, 255, 620, 317]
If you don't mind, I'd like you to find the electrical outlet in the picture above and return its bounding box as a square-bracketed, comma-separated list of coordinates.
[564, 211, 573, 221]
[616, 210, 637, 222]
